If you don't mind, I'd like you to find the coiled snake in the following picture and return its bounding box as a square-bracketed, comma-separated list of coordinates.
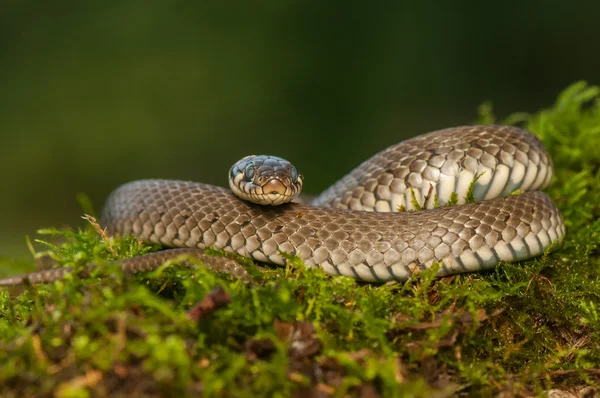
[0, 125, 565, 286]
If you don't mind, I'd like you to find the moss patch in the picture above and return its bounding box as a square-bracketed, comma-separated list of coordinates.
[1, 82, 600, 397]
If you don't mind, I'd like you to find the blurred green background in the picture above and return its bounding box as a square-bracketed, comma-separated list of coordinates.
[1, 1, 599, 257]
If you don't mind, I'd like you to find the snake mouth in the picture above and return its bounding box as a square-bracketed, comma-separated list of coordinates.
[258, 179, 293, 205]
[263, 179, 287, 196]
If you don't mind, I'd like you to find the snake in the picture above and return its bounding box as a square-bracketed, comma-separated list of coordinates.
[0, 125, 565, 286]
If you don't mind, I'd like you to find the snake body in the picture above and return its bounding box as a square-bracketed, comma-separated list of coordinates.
[0, 125, 565, 286]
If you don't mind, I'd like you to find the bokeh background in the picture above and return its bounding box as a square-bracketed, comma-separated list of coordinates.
[1, 1, 599, 257]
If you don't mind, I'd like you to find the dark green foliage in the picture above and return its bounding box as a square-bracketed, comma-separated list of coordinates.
[1, 82, 600, 396]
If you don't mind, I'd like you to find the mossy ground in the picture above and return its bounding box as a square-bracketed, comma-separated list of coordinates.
[1, 82, 600, 397]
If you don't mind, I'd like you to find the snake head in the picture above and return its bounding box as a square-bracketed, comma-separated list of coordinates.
[228, 155, 303, 205]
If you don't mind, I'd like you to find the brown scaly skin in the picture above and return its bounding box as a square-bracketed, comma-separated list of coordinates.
[0, 125, 565, 286]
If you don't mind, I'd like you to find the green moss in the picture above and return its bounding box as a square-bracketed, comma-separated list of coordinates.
[1, 82, 600, 396]
[447, 191, 459, 207]
[409, 188, 423, 210]
[465, 172, 485, 203]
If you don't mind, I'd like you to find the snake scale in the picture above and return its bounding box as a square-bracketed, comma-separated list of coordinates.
[0, 125, 565, 286]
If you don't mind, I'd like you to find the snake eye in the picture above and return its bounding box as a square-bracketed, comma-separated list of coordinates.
[291, 167, 299, 183]
[244, 164, 255, 182]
